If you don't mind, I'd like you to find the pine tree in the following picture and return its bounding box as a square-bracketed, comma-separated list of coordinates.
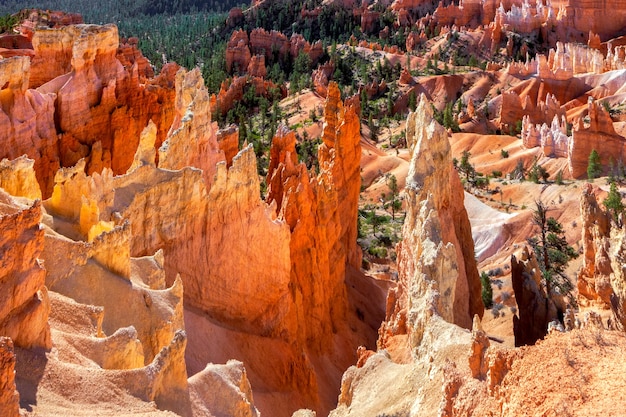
[603, 181, 624, 224]
[407, 90, 417, 112]
[527, 201, 578, 303]
[480, 271, 493, 309]
[458, 150, 475, 185]
[555, 169, 563, 185]
[587, 149, 602, 181]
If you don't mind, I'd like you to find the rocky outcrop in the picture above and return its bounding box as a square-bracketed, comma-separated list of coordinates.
[379, 94, 483, 352]
[312, 62, 334, 97]
[217, 124, 240, 167]
[226, 29, 252, 73]
[158, 67, 224, 188]
[0, 337, 18, 417]
[117, 36, 154, 80]
[38, 72, 363, 415]
[511, 247, 559, 347]
[0, 56, 58, 198]
[0, 189, 51, 350]
[265, 82, 362, 353]
[521, 114, 570, 158]
[578, 184, 614, 307]
[499, 90, 565, 133]
[329, 99, 485, 413]
[569, 98, 626, 178]
[225, 28, 322, 76]
[0, 24, 179, 197]
[0, 156, 42, 200]
[468, 315, 489, 380]
[247, 54, 267, 78]
[189, 360, 260, 417]
[213, 75, 283, 117]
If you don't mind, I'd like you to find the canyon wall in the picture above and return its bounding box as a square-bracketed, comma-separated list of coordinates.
[265, 82, 361, 352]
[30, 48, 362, 413]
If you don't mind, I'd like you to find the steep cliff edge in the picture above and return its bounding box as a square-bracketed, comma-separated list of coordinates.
[0, 190, 51, 350]
[265, 82, 362, 354]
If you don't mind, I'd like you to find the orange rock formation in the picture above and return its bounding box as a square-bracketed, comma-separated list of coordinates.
[0, 23, 178, 197]
[0, 191, 50, 350]
[0, 338, 18, 417]
[578, 184, 613, 307]
[1, 26, 366, 409]
[225, 28, 322, 76]
[266, 82, 362, 354]
[569, 98, 626, 178]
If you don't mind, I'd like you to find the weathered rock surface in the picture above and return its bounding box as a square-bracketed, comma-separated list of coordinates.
[379, 94, 483, 352]
[511, 246, 558, 347]
[32, 62, 365, 415]
[265, 82, 362, 353]
[0, 156, 42, 200]
[578, 184, 613, 307]
[436, 324, 626, 416]
[0, 24, 178, 197]
[0, 338, 19, 417]
[0, 190, 51, 350]
[225, 28, 322, 76]
[329, 95, 482, 417]
[569, 98, 626, 178]
[188, 360, 260, 417]
[0, 56, 58, 198]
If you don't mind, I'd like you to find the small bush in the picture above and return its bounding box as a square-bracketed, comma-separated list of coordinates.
[501, 149, 509, 158]
[368, 246, 388, 258]
[480, 271, 493, 308]
[491, 302, 505, 318]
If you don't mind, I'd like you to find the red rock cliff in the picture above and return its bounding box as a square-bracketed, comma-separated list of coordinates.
[266, 82, 362, 352]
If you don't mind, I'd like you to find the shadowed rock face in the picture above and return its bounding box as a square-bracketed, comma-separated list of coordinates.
[0, 337, 19, 417]
[511, 247, 558, 347]
[578, 184, 613, 308]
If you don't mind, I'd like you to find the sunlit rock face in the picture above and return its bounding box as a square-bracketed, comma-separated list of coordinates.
[0, 191, 51, 350]
[379, 95, 484, 352]
[0, 24, 177, 197]
[266, 82, 362, 354]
